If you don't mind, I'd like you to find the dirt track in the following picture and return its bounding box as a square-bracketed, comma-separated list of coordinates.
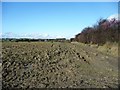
[2, 42, 118, 88]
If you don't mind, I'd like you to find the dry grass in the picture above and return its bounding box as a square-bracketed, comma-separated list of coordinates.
[97, 42, 118, 57]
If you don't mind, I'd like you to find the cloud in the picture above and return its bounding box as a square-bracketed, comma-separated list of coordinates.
[107, 14, 119, 20]
[55, 35, 65, 38]
[2, 32, 59, 39]
[2, 32, 20, 38]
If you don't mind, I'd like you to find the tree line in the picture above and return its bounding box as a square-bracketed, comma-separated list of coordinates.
[1, 38, 67, 42]
[72, 18, 120, 45]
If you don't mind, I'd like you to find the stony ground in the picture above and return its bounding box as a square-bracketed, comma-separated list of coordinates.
[2, 42, 118, 89]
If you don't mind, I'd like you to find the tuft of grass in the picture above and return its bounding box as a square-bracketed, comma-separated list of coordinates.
[97, 42, 118, 57]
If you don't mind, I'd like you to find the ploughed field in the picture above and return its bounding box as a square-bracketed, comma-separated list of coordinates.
[2, 42, 118, 88]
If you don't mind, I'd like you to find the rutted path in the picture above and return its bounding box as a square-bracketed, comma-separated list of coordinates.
[2, 42, 118, 89]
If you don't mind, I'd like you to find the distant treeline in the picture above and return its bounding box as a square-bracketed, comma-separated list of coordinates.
[71, 18, 120, 45]
[1, 38, 68, 42]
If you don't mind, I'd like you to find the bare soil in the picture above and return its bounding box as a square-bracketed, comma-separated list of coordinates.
[2, 42, 118, 89]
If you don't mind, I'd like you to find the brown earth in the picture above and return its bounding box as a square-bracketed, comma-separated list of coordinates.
[2, 42, 118, 89]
